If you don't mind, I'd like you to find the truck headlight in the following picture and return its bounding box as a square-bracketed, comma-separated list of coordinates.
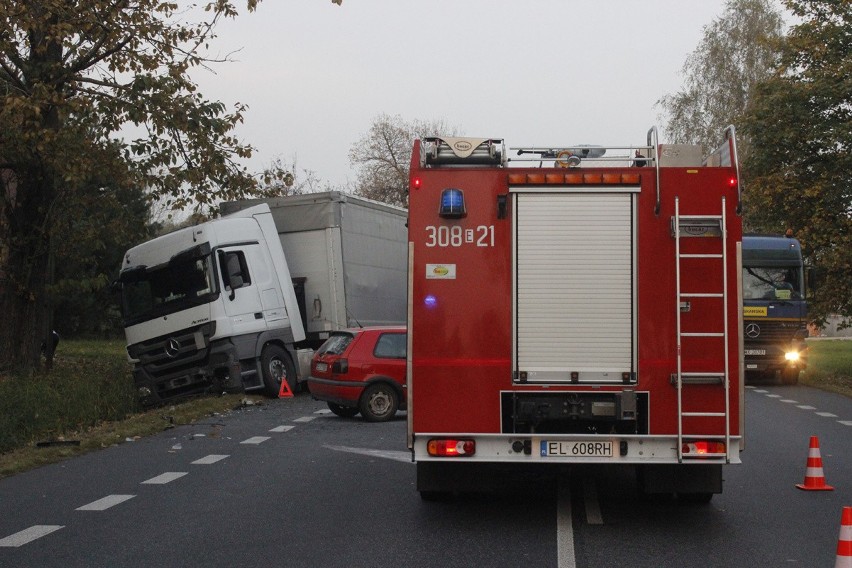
[785, 351, 800, 362]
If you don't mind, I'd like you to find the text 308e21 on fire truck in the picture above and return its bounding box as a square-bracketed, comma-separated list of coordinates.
[406, 127, 744, 502]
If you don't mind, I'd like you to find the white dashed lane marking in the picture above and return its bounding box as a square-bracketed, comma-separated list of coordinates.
[192, 454, 229, 465]
[748, 386, 850, 427]
[1, 408, 329, 549]
[142, 472, 188, 485]
[0, 525, 63, 547]
[76, 494, 135, 511]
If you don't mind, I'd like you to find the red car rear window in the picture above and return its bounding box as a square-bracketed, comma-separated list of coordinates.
[317, 333, 355, 356]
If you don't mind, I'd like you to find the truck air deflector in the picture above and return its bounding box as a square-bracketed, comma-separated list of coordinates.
[511, 190, 637, 384]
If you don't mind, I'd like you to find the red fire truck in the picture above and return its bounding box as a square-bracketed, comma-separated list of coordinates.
[406, 127, 744, 501]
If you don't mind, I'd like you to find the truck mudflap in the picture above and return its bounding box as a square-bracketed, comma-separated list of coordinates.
[412, 434, 742, 465]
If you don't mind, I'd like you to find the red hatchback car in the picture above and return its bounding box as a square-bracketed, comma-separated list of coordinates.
[308, 326, 407, 422]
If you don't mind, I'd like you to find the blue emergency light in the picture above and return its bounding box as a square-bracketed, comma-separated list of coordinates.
[439, 188, 466, 218]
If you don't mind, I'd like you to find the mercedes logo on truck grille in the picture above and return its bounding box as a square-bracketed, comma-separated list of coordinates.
[745, 323, 761, 339]
[165, 338, 181, 358]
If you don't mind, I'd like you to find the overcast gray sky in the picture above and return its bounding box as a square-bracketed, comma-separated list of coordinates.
[193, 0, 737, 188]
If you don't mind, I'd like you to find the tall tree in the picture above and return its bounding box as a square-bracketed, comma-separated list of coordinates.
[657, 0, 784, 155]
[743, 0, 852, 326]
[349, 114, 459, 208]
[0, 1, 262, 373]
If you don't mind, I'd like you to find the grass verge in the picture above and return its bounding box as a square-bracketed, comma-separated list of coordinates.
[801, 338, 852, 399]
[0, 340, 260, 479]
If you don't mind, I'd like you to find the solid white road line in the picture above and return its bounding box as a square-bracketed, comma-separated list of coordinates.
[0, 525, 63, 547]
[557, 477, 577, 568]
[76, 494, 135, 511]
[191, 454, 229, 465]
[323, 445, 411, 463]
[240, 436, 270, 445]
[142, 472, 188, 485]
[269, 425, 295, 433]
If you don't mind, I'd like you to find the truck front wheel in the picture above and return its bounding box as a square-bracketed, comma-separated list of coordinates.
[261, 345, 297, 397]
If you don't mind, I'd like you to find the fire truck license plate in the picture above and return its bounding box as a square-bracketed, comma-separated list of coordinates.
[541, 441, 613, 458]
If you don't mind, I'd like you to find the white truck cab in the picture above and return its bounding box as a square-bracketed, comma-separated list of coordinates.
[118, 204, 305, 404]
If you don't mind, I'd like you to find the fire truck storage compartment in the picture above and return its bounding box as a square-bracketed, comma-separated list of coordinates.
[512, 190, 637, 384]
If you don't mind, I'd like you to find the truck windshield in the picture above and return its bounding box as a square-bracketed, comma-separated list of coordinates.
[121, 256, 217, 325]
[743, 267, 803, 300]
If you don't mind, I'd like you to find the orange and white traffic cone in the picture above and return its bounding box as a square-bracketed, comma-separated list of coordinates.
[836, 507, 852, 568]
[795, 435, 834, 491]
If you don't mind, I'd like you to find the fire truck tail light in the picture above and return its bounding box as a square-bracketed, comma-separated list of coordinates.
[729, 177, 738, 188]
[412, 177, 422, 190]
[427, 438, 476, 457]
[439, 188, 466, 218]
[682, 441, 726, 456]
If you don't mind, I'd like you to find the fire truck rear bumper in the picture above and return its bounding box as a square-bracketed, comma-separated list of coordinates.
[412, 434, 742, 465]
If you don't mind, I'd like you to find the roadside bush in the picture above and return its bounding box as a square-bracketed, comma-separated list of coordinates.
[0, 340, 137, 453]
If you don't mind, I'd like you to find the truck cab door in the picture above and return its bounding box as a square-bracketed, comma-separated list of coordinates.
[218, 246, 266, 336]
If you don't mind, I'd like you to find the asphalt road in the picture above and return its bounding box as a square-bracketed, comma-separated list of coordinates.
[1, 384, 850, 567]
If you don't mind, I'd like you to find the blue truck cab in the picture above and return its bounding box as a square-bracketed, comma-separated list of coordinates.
[742, 235, 808, 384]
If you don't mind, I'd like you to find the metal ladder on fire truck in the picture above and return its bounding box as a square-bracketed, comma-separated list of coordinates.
[673, 196, 732, 463]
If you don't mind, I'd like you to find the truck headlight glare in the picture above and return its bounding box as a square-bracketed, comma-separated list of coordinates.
[785, 351, 800, 362]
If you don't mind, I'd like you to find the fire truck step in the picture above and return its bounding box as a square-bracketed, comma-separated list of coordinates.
[682, 332, 724, 337]
[682, 412, 726, 417]
[671, 373, 725, 385]
[680, 293, 724, 298]
[680, 253, 724, 259]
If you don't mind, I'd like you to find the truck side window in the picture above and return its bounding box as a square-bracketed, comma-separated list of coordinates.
[374, 333, 407, 359]
[222, 251, 251, 289]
